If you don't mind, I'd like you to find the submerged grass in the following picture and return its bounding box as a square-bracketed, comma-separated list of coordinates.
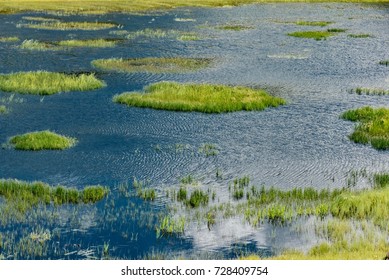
[341, 106, 389, 150]
[9, 130, 77, 151]
[0, 71, 105, 95]
[288, 29, 345, 40]
[113, 81, 286, 113]
[92, 57, 212, 73]
[17, 21, 117, 30]
[0, 179, 108, 212]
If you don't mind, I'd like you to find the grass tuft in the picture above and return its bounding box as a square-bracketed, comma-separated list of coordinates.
[0, 105, 7, 114]
[216, 24, 252, 31]
[295, 21, 333, 27]
[0, 71, 105, 95]
[341, 107, 389, 150]
[113, 81, 286, 114]
[379, 60, 389, 66]
[348, 34, 371, 38]
[92, 57, 212, 73]
[288, 28, 345, 40]
[17, 21, 117, 30]
[352, 87, 389, 95]
[0, 36, 19, 42]
[9, 130, 77, 151]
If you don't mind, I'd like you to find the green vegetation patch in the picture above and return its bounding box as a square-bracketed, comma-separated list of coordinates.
[0, 36, 19, 42]
[348, 34, 371, 38]
[0, 179, 108, 212]
[126, 28, 171, 39]
[341, 106, 389, 150]
[9, 130, 77, 151]
[17, 21, 117, 30]
[379, 60, 389, 66]
[351, 87, 389, 95]
[288, 29, 345, 40]
[92, 57, 212, 73]
[113, 81, 286, 114]
[294, 21, 333, 27]
[177, 33, 200, 41]
[216, 24, 252, 31]
[20, 39, 118, 50]
[0, 105, 7, 114]
[0, 71, 105, 95]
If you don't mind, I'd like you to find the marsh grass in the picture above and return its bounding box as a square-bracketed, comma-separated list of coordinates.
[294, 21, 333, 27]
[0, 36, 19, 42]
[21, 16, 59, 22]
[17, 21, 117, 30]
[199, 143, 219, 156]
[177, 33, 200, 41]
[288, 28, 345, 40]
[9, 130, 76, 151]
[20, 39, 118, 51]
[354, 87, 389, 95]
[0, 179, 108, 212]
[0, 71, 105, 95]
[341, 107, 389, 150]
[0, 105, 7, 114]
[180, 174, 196, 185]
[113, 82, 286, 113]
[348, 34, 371, 38]
[92, 57, 212, 73]
[156, 215, 185, 237]
[20, 39, 61, 51]
[379, 60, 389, 66]
[373, 173, 389, 189]
[216, 24, 252, 31]
[126, 28, 170, 39]
[186, 189, 209, 208]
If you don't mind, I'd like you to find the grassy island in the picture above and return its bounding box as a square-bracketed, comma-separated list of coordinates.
[0, 71, 105, 95]
[9, 130, 77, 151]
[113, 82, 286, 113]
[288, 29, 346, 40]
[92, 57, 213, 73]
[17, 20, 117, 30]
[341, 107, 389, 150]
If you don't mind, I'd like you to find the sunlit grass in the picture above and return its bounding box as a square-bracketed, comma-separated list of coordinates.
[294, 21, 333, 27]
[0, 71, 105, 95]
[126, 28, 171, 39]
[20, 39, 118, 50]
[341, 106, 389, 150]
[0, 36, 19, 42]
[21, 16, 59, 22]
[17, 20, 117, 30]
[288, 28, 345, 40]
[379, 60, 389, 66]
[113, 81, 286, 113]
[92, 57, 212, 73]
[20, 39, 61, 51]
[9, 130, 77, 151]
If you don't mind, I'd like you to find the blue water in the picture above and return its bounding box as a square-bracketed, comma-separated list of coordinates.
[0, 3, 388, 259]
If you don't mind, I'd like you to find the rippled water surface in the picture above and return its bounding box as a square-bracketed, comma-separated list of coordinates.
[1, 3, 388, 259]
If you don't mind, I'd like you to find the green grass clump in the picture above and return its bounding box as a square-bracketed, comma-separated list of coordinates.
[177, 187, 187, 201]
[92, 57, 212, 73]
[0, 105, 7, 114]
[177, 33, 200, 41]
[126, 28, 170, 39]
[348, 34, 371, 38]
[216, 24, 252, 31]
[0, 36, 19, 42]
[156, 215, 185, 237]
[295, 21, 332, 27]
[379, 60, 389, 66]
[373, 173, 389, 189]
[9, 130, 76, 151]
[186, 189, 209, 208]
[341, 107, 389, 150]
[113, 82, 286, 114]
[17, 21, 117, 30]
[199, 143, 219, 156]
[0, 179, 108, 212]
[352, 87, 389, 95]
[57, 39, 118, 48]
[180, 174, 196, 185]
[0, 71, 104, 95]
[288, 28, 345, 40]
[20, 39, 61, 51]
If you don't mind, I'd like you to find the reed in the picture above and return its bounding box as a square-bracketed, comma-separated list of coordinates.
[113, 81, 286, 113]
[0, 71, 105, 95]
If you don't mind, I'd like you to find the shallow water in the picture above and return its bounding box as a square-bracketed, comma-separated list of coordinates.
[0, 3, 388, 259]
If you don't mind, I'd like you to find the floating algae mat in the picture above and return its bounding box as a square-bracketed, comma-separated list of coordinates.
[113, 82, 286, 113]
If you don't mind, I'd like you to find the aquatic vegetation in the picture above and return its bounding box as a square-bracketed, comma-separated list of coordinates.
[177, 187, 187, 201]
[9, 130, 77, 151]
[57, 39, 118, 48]
[156, 215, 185, 237]
[109, 30, 129, 36]
[379, 60, 389, 66]
[348, 34, 371, 38]
[0, 179, 108, 212]
[288, 28, 345, 40]
[294, 21, 332, 27]
[20, 39, 61, 51]
[180, 174, 196, 185]
[373, 173, 389, 189]
[92, 57, 212, 73]
[0, 71, 105, 95]
[177, 33, 200, 41]
[113, 82, 286, 113]
[0, 36, 19, 42]
[199, 143, 219, 156]
[174, 18, 196, 22]
[17, 20, 117, 30]
[186, 189, 209, 208]
[216, 24, 252, 31]
[352, 87, 389, 95]
[0, 105, 7, 114]
[126, 28, 170, 39]
[341, 107, 389, 150]
[21, 16, 59, 22]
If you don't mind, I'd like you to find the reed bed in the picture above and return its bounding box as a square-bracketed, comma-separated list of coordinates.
[113, 81, 286, 113]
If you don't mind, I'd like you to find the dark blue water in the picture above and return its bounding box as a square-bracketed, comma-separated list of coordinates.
[0, 3, 388, 259]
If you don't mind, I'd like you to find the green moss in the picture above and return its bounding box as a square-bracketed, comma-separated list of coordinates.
[17, 20, 117, 30]
[0, 71, 105, 95]
[9, 130, 77, 151]
[0, 179, 108, 212]
[288, 28, 345, 40]
[92, 57, 212, 73]
[295, 21, 333, 27]
[126, 28, 170, 39]
[341, 107, 389, 150]
[113, 82, 286, 114]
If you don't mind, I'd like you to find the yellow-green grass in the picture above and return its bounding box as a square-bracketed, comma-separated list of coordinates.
[0, 71, 105, 95]
[22, 16, 59, 22]
[216, 24, 252, 31]
[288, 29, 345, 40]
[20, 39, 118, 50]
[341, 107, 389, 150]
[20, 39, 62, 51]
[0, 36, 19, 42]
[17, 20, 117, 30]
[1, 1, 389, 15]
[126, 28, 173, 39]
[177, 33, 200, 41]
[294, 21, 333, 27]
[92, 57, 212, 73]
[113, 81, 286, 113]
[0, 179, 108, 212]
[9, 130, 77, 151]
[0, 105, 7, 114]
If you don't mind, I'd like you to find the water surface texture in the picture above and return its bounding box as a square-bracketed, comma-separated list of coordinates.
[1, 3, 388, 259]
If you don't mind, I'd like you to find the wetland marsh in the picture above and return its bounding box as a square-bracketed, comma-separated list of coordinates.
[0, 2, 389, 260]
